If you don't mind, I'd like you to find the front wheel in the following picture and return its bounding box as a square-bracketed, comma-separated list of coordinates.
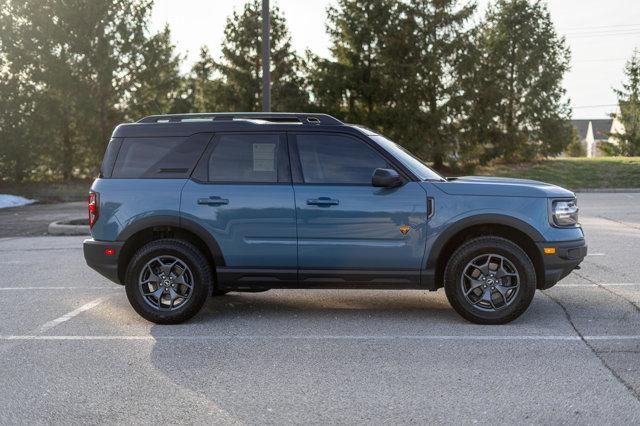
[125, 239, 212, 324]
[444, 236, 536, 325]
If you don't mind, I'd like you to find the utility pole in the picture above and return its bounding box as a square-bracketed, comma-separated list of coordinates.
[261, 0, 270, 112]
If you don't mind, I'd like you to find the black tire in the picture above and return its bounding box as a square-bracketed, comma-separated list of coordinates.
[125, 239, 212, 324]
[444, 236, 536, 325]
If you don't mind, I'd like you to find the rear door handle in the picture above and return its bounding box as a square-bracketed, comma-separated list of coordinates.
[307, 197, 339, 206]
[197, 196, 229, 206]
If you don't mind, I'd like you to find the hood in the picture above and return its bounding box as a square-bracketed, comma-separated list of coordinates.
[430, 176, 575, 198]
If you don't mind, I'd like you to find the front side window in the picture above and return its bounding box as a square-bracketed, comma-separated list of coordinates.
[208, 134, 281, 183]
[296, 134, 390, 184]
[370, 134, 444, 181]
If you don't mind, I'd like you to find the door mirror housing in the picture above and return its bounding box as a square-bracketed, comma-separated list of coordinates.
[372, 168, 403, 188]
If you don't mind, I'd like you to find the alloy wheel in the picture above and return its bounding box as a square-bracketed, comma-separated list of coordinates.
[460, 253, 520, 311]
[138, 255, 194, 311]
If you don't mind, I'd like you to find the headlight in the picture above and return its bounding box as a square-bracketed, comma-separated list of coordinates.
[552, 199, 579, 226]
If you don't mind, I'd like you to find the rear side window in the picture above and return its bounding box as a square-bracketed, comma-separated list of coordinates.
[100, 138, 122, 178]
[207, 134, 284, 183]
[111, 134, 211, 179]
[295, 133, 390, 184]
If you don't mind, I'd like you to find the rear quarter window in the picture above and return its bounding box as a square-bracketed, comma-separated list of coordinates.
[111, 133, 212, 179]
[100, 137, 122, 178]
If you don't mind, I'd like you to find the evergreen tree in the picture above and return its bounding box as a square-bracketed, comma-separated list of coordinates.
[402, 0, 476, 169]
[216, 0, 308, 112]
[310, 0, 475, 170]
[606, 50, 640, 156]
[0, 0, 177, 179]
[0, 63, 44, 182]
[473, 0, 572, 162]
[308, 0, 398, 126]
[125, 25, 185, 119]
[179, 46, 226, 113]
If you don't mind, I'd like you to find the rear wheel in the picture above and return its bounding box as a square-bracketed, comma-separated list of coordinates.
[125, 239, 212, 324]
[444, 236, 536, 325]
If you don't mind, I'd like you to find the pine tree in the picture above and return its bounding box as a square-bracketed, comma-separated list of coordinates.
[125, 25, 185, 119]
[308, 0, 398, 125]
[607, 50, 640, 156]
[216, 0, 308, 112]
[402, 0, 476, 169]
[473, 0, 572, 163]
[309, 0, 475, 170]
[0, 63, 44, 182]
[0, 0, 178, 179]
[179, 46, 227, 113]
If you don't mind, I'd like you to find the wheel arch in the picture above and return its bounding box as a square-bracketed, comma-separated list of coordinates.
[116, 216, 225, 284]
[428, 215, 545, 290]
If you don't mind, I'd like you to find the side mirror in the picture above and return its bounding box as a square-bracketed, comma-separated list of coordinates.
[372, 168, 403, 188]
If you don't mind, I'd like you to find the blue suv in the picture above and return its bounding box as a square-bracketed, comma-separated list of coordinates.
[84, 113, 586, 324]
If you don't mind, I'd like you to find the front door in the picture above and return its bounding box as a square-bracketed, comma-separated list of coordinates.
[181, 132, 297, 287]
[290, 132, 429, 287]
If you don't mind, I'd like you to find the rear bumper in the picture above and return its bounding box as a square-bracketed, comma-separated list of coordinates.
[536, 238, 587, 289]
[83, 239, 124, 285]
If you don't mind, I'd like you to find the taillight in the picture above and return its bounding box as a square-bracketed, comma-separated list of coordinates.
[88, 192, 99, 229]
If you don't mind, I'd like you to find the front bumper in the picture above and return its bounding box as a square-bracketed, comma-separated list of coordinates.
[536, 238, 587, 289]
[83, 239, 124, 284]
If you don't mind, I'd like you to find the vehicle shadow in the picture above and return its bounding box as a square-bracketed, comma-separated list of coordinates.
[144, 289, 561, 423]
[146, 290, 453, 422]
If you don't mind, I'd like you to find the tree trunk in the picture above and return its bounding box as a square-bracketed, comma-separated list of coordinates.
[13, 158, 24, 183]
[432, 153, 444, 171]
[62, 107, 73, 181]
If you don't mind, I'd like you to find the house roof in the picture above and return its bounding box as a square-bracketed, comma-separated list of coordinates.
[571, 119, 613, 141]
[571, 120, 590, 140]
[591, 119, 613, 140]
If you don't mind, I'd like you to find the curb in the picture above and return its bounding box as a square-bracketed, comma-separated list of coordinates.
[47, 219, 90, 236]
[573, 188, 640, 193]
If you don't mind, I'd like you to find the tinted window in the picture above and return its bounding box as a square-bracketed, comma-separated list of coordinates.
[112, 134, 210, 179]
[371, 135, 444, 181]
[208, 134, 281, 183]
[100, 138, 122, 178]
[296, 134, 390, 184]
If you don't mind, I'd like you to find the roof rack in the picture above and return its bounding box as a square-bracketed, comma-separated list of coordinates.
[137, 112, 343, 126]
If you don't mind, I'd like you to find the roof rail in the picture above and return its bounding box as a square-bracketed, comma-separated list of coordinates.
[137, 112, 343, 126]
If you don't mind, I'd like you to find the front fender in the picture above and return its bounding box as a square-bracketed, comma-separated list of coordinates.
[425, 212, 544, 268]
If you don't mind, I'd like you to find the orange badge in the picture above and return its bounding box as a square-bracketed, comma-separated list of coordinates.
[399, 226, 410, 235]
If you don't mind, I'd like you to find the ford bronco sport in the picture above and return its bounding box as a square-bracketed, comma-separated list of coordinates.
[84, 113, 587, 325]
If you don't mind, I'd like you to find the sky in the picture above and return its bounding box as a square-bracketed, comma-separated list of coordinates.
[151, 0, 640, 119]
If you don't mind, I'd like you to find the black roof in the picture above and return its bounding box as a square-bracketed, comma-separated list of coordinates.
[571, 119, 612, 141]
[590, 119, 613, 140]
[113, 112, 353, 138]
[571, 120, 590, 140]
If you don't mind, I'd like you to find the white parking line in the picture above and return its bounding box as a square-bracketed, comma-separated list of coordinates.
[556, 283, 640, 287]
[0, 287, 119, 291]
[38, 297, 108, 333]
[587, 253, 606, 256]
[0, 334, 611, 341]
[1, 334, 639, 342]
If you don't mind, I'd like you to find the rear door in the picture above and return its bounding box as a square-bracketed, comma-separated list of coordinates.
[181, 132, 297, 286]
[290, 132, 429, 287]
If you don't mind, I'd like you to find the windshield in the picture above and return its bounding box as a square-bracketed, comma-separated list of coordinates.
[371, 135, 445, 181]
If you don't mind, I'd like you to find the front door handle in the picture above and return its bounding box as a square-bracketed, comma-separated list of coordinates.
[307, 197, 339, 206]
[197, 196, 229, 206]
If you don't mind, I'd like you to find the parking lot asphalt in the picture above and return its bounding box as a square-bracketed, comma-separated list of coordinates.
[1, 193, 640, 424]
